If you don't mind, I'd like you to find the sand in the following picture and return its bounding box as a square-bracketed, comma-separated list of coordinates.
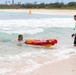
[0, 9, 76, 15]
[26, 55, 76, 75]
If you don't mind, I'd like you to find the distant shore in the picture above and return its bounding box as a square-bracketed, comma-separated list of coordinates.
[0, 9, 76, 15]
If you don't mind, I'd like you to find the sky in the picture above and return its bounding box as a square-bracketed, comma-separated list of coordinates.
[0, 0, 76, 4]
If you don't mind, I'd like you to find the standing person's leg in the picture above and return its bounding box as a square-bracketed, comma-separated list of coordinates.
[74, 33, 76, 46]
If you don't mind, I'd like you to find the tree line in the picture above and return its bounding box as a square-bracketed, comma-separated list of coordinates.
[0, 2, 76, 9]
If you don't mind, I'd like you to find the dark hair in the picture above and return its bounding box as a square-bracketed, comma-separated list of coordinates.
[18, 34, 23, 38]
[74, 15, 76, 17]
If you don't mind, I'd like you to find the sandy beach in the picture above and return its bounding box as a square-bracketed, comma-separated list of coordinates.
[26, 55, 76, 75]
[0, 9, 76, 15]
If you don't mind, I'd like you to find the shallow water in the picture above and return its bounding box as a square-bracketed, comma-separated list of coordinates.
[0, 11, 76, 74]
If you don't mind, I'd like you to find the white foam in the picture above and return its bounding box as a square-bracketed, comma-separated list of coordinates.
[0, 18, 74, 34]
[0, 47, 75, 74]
[0, 68, 12, 74]
[53, 48, 76, 60]
[20, 59, 42, 73]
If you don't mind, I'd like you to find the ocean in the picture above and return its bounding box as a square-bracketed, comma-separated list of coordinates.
[0, 10, 76, 74]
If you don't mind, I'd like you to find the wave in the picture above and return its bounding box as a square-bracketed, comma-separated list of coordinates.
[0, 18, 74, 34]
[0, 17, 74, 43]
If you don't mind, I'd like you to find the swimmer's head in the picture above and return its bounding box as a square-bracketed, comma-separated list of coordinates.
[18, 34, 23, 41]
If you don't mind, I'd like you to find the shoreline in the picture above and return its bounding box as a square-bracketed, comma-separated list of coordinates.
[26, 55, 76, 75]
[7, 54, 76, 75]
[0, 9, 76, 15]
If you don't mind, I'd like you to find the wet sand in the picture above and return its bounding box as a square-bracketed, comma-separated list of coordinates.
[26, 55, 76, 75]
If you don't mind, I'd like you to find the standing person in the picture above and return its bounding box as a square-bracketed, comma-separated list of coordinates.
[72, 15, 76, 46]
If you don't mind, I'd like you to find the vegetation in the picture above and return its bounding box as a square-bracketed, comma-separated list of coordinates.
[0, 2, 76, 9]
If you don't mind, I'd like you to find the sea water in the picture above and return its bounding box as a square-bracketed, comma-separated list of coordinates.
[0, 11, 76, 74]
